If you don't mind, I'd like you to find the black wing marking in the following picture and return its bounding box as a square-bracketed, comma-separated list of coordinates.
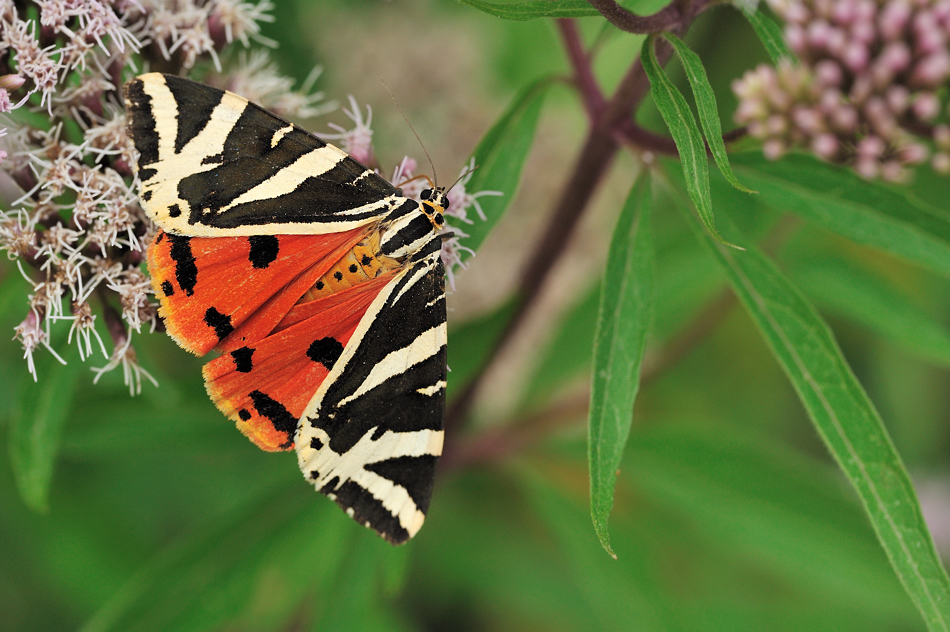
[124, 73, 398, 237]
[295, 253, 447, 544]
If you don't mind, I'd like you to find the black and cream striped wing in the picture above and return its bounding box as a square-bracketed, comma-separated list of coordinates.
[295, 252, 447, 544]
[124, 73, 399, 236]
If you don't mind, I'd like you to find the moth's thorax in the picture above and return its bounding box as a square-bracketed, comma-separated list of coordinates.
[378, 190, 446, 260]
[418, 187, 449, 230]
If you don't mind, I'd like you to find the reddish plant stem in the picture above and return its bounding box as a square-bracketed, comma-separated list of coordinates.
[585, 0, 688, 34]
[442, 391, 591, 470]
[558, 19, 606, 122]
[559, 17, 677, 157]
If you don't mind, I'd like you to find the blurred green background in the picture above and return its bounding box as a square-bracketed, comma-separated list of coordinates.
[2, 1, 950, 630]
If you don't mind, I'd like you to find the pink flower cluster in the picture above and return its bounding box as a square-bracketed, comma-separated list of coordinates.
[0, 0, 318, 391]
[734, 0, 950, 181]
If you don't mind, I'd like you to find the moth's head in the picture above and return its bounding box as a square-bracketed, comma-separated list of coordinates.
[419, 187, 448, 231]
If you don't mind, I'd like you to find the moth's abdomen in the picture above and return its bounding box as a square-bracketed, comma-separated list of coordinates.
[302, 231, 401, 301]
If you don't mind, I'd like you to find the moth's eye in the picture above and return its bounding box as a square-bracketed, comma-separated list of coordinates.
[442, 196, 450, 210]
[420, 189, 431, 200]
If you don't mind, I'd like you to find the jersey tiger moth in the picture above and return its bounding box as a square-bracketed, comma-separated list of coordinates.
[124, 73, 448, 544]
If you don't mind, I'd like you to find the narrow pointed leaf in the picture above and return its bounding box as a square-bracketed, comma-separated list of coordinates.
[630, 424, 916, 618]
[791, 257, 950, 367]
[9, 347, 81, 512]
[671, 182, 950, 631]
[456, 0, 599, 20]
[640, 35, 735, 248]
[521, 282, 601, 410]
[461, 78, 551, 259]
[732, 152, 950, 279]
[80, 488, 347, 632]
[662, 32, 753, 194]
[447, 299, 517, 401]
[737, 4, 796, 64]
[589, 177, 654, 558]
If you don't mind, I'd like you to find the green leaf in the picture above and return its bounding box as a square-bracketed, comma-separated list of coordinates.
[670, 182, 950, 631]
[736, 3, 797, 64]
[80, 488, 349, 632]
[446, 299, 517, 402]
[640, 35, 734, 248]
[732, 152, 950, 279]
[461, 78, 551, 259]
[629, 424, 917, 619]
[9, 347, 81, 513]
[589, 178, 654, 558]
[456, 0, 599, 20]
[518, 468, 671, 632]
[790, 256, 950, 368]
[519, 282, 600, 410]
[316, 536, 413, 632]
[662, 32, 753, 194]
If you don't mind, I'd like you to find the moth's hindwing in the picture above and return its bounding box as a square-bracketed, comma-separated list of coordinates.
[296, 253, 447, 544]
[146, 226, 370, 356]
[124, 72, 399, 236]
[203, 271, 396, 452]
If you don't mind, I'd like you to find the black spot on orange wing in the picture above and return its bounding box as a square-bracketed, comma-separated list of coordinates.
[167, 234, 197, 296]
[315, 281, 324, 290]
[333, 271, 343, 281]
[307, 337, 344, 370]
[238, 409, 252, 421]
[160, 280, 174, 297]
[231, 346, 255, 372]
[248, 235, 279, 269]
[204, 307, 234, 341]
[348, 264, 358, 273]
[361, 255, 372, 266]
[249, 390, 298, 439]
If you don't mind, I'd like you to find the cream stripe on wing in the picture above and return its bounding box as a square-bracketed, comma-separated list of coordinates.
[335, 323, 446, 408]
[298, 427, 444, 533]
[416, 381, 446, 396]
[140, 75, 248, 221]
[217, 144, 351, 212]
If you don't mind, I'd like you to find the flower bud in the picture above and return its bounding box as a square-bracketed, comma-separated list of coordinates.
[812, 133, 839, 158]
[0, 74, 25, 91]
[912, 92, 940, 120]
[931, 152, 950, 174]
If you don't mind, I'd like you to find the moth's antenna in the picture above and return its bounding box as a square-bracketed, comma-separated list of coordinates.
[380, 78, 438, 186]
[447, 163, 479, 194]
